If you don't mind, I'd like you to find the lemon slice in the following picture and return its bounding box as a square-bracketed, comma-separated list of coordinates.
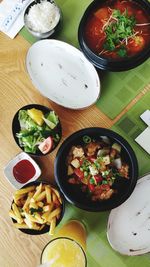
[27, 108, 44, 126]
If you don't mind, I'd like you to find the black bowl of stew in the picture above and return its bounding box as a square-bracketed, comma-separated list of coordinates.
[78, 0, 150, 71]
[54, 128, 138, 212]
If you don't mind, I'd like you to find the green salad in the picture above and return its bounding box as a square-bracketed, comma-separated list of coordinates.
[16, 108, 61, 154]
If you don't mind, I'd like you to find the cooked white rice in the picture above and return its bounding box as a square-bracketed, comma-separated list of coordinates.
[25, 0, 60, 33]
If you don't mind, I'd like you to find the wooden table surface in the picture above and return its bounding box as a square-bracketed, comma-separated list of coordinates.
[0, 23, 149, 266]
[0, 28, 115, 267]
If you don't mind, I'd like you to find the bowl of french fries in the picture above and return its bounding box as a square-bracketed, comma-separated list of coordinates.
[9, 181, 65, 235]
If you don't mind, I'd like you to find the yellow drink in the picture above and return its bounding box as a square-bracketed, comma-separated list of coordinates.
[54, 220, 87, 250]
[41, 237, 87, 267]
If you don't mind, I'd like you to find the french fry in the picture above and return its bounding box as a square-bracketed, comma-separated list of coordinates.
[47, 207, 61, 223]
[35, 190, 46, 202]
[14, 186, 35, 196]
[24, 219, 41, 230]
[43, 205, 51, 212]
[13, 193, 26, 204]
[9, 183, 62, 234]
[45, 185, 51, 204]
[23, 192, 34, 211]
[52, 188, 62, 204]
[24, 213, 38, 223]
[32, 183, 42, 200]
[12, 203, 23, 222]
[42, 211, 50, 222]
[39, 225, 45, 230]
[9, 210, 23, 224]
[52, 191, 57, 203]
[37, 201, 44, 208]
[29, 202, 39, 210]
[14, 200, 22, 207]
[49, 217, 56, 235]
[42, 203, 54, 221]
[34, 213, 44, 224]
[24, 217, 34, 229]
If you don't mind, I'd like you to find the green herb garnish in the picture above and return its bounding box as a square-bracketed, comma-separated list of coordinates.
[83, 135, 92, 144]
[30, 207, 43, 215]
[102, 9, 136, 57]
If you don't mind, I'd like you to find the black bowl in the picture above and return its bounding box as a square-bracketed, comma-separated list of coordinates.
[11, 181, 65, 235]
[54, 127, 138, 212]
[12, 104, 62, 156]
[78, 0, 150, 71]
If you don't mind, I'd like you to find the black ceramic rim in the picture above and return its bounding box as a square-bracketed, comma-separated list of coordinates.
[12, 104, 62, 157]
[11, 181, 65, 235]
[78, 0, 150, 71]
[54, 127, 139, 212]
[40, 237, 87, 266]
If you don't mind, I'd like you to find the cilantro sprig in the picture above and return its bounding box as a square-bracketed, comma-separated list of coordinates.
[103, 9, 136, 57]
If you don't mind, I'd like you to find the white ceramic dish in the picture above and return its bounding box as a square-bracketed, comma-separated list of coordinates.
[107, 173, 150, 256]
[4, 152, 41, 189]
[26, 40, 100, 109]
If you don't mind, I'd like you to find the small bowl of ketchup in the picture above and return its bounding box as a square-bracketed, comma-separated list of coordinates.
[4, 152, 41, 189]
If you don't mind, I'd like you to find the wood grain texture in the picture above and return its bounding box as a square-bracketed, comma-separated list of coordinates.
[0, 30, 113, 267]
[1, 19, 149, 266]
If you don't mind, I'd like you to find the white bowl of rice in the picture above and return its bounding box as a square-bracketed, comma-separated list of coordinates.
[24, 0, 62, 39]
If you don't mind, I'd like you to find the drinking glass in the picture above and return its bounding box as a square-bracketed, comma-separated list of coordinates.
[40, 220, 87, 267]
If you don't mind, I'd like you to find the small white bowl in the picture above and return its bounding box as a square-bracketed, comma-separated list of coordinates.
[4, 152, 41, 189]
[24, 0, 62, 39]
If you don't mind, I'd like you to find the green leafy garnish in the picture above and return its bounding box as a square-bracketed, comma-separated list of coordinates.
[103, 9, 136, 56]
[117, 47, 127, 57]
[30, 207, 43, 215]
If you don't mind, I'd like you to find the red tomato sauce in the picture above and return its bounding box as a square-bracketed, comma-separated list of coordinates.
[84, 0, 150, 59]
[13, 159, 36, 183]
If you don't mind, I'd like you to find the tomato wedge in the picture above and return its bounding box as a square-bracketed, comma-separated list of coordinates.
[88, 183, 95, 192]
[38, 136, 53, 154]
[94, 175, 103, 183]
[74, 168, 84, 179]
[88, 156, 96, 163]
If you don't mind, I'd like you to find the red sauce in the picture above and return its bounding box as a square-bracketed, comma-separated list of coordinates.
[84, 0, 150, 59]
[13, 159, 36, 183]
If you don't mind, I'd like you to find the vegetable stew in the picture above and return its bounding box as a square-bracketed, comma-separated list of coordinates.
[84, 0, 150, 59]
[67, 136, 130, 201]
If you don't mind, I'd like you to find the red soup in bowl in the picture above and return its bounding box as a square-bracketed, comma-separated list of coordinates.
[84, 0, 150, 59]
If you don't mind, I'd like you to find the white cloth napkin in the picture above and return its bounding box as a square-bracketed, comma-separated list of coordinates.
[0, 0, 32, 38]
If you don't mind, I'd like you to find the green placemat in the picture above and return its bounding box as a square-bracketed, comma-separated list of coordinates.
[20, 0, 150, 119]
[96, 59, 150, 119]
[57, 202, 150, 267]
[55, 92, 150, 267]
[111, 90, 150, 176]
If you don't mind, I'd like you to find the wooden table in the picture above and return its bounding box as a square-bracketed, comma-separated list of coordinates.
[0, 22, 150, 266]
[0, 28, 115, 267]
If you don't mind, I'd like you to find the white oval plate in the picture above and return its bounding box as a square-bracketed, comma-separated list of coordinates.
[26, 40, 100, 109]
[107, 173, 150, 256]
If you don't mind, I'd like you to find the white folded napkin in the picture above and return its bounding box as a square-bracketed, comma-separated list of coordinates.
[0, 0, 32, 38]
